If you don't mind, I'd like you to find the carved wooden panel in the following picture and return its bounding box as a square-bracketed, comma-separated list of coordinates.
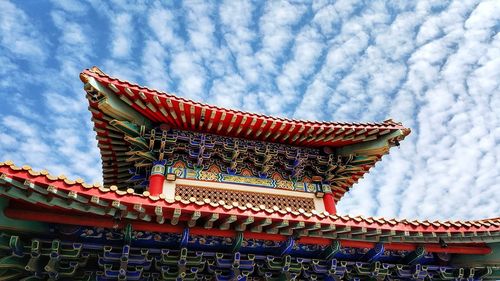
[175, 184, 316, 212]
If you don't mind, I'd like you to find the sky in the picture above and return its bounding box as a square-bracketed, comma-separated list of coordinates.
[0, 0, 499, 221]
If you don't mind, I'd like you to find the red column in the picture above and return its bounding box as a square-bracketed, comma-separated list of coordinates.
[148, 162, 166, 196]
[149, 174, 164, 196]
[323, 193, 336, 214]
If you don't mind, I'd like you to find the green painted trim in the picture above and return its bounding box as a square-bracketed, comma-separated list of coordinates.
[450, 242, 500, 266]
[336, 129, 405, 156]
[323, 240, 341, 259]
[86, 77, 151, 127]
[231, 232, 244, 253]
[124, 223, 132, 245]
[109, 120, 142, 137]
[0, 198, 49, 233]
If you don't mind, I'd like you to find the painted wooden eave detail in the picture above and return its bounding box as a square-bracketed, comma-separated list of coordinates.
[83, 75, 151, 127]
[80, 67, 411, 199]
[1, 161, 499, 246]
[81, 67, 411, 149]
[336, 129, 406, 157]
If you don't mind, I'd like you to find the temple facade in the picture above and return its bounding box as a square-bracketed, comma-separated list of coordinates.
[0, 67, 498, 280]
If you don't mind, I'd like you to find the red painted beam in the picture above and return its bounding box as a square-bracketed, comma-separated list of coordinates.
[4, 207, 491, 255]
[2, 165, 498, 235]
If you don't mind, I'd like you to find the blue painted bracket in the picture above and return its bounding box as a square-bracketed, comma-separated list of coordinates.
[323, 240, 341, 260]
[153, 159, 168, 166]
[180, 228, 190, 248]
[361, 243, 384, 263]
[280, 236, 295, 256]
[403, 246, 426, 265]
[231, 232, 244, 253]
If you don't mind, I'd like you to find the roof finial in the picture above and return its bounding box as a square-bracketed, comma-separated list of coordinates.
[90, 66, 105, 75]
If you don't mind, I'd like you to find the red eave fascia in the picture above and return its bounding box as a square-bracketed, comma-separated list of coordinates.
[81, 68, 410, 148]
[3, 206, 491, 255]
[1, 164, 498, 236]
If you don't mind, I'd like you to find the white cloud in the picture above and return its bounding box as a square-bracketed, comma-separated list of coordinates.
[339, 0, 500, 220]
[0, 1, 46, 61]
[148, 8, 182, 47]
[141, 40, 171, 91]
[50, 0, 88, 14]
[111, 13, 134, 58]
[183, 1, 217, 55]
[170, 51, 206, 98]
[1, 115, 37, 137]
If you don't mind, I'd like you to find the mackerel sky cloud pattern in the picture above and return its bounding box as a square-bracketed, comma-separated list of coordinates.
[0, 0, 498, 220]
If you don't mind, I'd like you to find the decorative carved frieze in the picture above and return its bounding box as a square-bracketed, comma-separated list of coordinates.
[122, 127, 365, 191]
[175, 184, 316, 212]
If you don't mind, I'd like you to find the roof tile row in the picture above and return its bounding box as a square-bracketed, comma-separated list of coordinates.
[1, 160, 499, 233]
[82, 67, 408, 130]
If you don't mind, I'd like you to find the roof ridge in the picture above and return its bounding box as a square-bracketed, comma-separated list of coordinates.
[0, 160, 101, 188]
[82, 67, 410, 130]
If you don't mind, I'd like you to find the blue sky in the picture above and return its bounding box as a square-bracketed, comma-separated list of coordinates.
[0, 0, 499, 220]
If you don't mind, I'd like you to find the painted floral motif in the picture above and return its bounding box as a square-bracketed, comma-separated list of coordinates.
[198, 171, 219, 181]
[172, 160, 186, 168]
[207, 164, 221, 173]
[322, 184, 332, 193]
[306, 182, 316, 192]
[166, 165, 317, 191]
[222, 175, 274, 187]
[240, 168, 253, 177]
[271, 172, 284, 181]
[294, 184, 306, 192]
[302, 176, 312, 183]
[172, 167, 185, 177]
[186, 169, 197, 178]
[275, 179, 294, 190]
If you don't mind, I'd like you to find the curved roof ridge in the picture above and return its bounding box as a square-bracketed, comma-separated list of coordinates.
[82, 66, 410, 130]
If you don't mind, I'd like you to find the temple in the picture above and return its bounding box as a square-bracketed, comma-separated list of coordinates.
[0, 66, 498, 280]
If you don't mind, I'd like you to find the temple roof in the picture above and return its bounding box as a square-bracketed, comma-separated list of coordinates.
[1, 161, 498, 249]
[81, 67, 410, 148]
[80, 67, 411, 200]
